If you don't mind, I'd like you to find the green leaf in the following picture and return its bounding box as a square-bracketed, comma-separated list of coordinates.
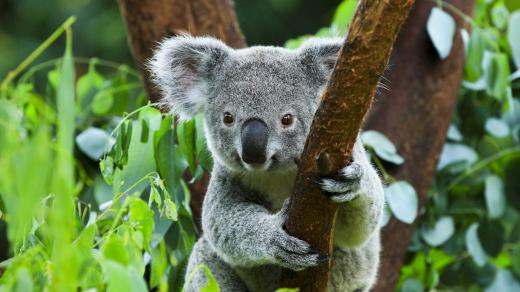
[512, 243, 520, 278]
[484, 51, 511, 100]
[484, 175, 506, 218]
[76, 60, 104, 99]
[361, 130, 404, 164]
[150, 240, 168, 288]
[200, 265, 220, 292]
[447, 124, 463, 141]
[491, 4, 509, 30]
[401, 278, 424, 292]
[92, 91, 114, 115]
[102, 235, 129, 266]
[164, 197, 178, 221]
[427, 7, 456, 59]
[437, 143, 478, 170]
[128, 197, 155, 246]
[195, 114, 213, 171]
[421, 216, 455, 247]
[508, 12, 520, 69]
[332, 0, 357, 35]
[485, 269, 520, 292]
[103, 260, 147, 292]
[478, 220, 505, 257]
[505, 0, 520, 12]
[465, 28, 487, 81]
[466, 223, 489, 267]
[485, 118, 510, 138]
[177, 119, 196, 175]
[76, 127, 114, 160]
[113, 107, 161, 194]
[385, 181, 418, 224]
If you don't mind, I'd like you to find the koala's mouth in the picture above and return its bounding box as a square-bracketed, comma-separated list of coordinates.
[236, 152, 296, 172]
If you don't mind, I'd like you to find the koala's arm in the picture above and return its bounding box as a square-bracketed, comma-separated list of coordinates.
[201, 166, 320, 269]
[325, 140, 385, 248]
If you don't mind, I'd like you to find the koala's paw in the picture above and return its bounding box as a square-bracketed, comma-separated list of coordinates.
[319, 162, 363, 203]
[270, 200, 328, 271]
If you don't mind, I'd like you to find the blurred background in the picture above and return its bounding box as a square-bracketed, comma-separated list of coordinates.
[0, 0, 341, 77]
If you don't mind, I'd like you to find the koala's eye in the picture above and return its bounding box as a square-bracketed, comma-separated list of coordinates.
[223, 112, 234, 125]
[281, 114, 294, 127]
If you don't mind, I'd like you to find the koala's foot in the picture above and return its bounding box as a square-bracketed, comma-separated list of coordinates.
[271, 200, 328, 271]
[319, 162, 363, 203]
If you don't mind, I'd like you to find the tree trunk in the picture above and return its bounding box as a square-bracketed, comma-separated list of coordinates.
[117, 0, 246, 103]
[368, 1, 475, 291]
[280, 1, 415, 291]
[118, 0, 246, 225]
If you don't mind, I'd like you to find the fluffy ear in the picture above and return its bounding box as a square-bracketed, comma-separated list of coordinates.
[298, 37, 344, 79]
[148, 35, 230, 120]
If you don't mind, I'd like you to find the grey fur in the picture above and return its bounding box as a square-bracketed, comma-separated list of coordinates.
[149, 35, 385, 292]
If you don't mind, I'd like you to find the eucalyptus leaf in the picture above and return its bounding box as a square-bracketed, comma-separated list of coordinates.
[508, 12, 520, 69]
[421, 216, 455, 247]
[466, 223, 489, 267]
[385, 181, 418, 224]
[361, 130, 404, 164]
[485, 269, 520, 292]
[427, 7, 456, 59]
[437, 143, 478, 170]
[485, 118, 510, 138]
[76, 127, 115, 160]
[485, 175, 506, 218]
[401, 278, 424, 292]
[447, 124, 463, 141]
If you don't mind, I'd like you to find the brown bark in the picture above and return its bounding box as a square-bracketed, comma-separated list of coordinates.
[280, 1, 415, 291]
[368, 1, 475, 291]
[117, 0, 245, 224]
[117, 0, 246, 103]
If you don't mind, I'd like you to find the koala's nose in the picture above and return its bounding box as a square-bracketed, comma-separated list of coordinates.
[241, 119, 268, 164]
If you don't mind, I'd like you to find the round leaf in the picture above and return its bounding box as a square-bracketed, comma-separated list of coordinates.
[485, 175, 506, 218]
[508, 12, 520, 69]
[385, 181, 418, 224]
[76, 127, 114, 160]
[485, 118, 510, 138]
[361, 130, 404, 164]
[401, 278, 424, 292]
[92, 91, 114, 115]
[427, 7, 456, 59]
[466, 223, 489, 267]
[437, 143, 478, 170]
[447, 124, 463, 141]
[421, 216, 455, 247]
[485, 269, 520, 292]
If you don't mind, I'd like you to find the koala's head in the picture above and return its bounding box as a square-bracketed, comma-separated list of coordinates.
[149, 35, 341, 173]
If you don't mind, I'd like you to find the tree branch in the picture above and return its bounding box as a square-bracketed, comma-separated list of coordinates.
[281, 0, 415, 290]
[368, 1, 475, 290]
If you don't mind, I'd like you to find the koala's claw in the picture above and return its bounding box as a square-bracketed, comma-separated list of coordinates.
[319, 162, 363, 203]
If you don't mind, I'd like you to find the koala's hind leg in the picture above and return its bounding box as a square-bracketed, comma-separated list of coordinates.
[184, 237, 247, 292]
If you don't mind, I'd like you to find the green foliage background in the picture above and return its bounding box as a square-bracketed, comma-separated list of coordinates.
[0, 0, 519, 291]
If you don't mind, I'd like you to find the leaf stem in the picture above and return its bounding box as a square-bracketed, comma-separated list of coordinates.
[447, 146, 520, 191]
[0, 16, 76, 91]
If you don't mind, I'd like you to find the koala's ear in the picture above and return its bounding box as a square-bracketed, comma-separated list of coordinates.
[149, 35, 230, 120]
[298, 37, 343, 78]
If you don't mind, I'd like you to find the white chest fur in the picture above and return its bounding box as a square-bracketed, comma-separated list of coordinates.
[239, 170, 296, 212]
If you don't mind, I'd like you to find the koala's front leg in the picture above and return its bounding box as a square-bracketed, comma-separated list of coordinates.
[319, 140, 385, 248]
[202, 167, 326, 271]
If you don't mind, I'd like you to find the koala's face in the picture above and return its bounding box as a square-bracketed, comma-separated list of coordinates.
[150, 36, 341, 173]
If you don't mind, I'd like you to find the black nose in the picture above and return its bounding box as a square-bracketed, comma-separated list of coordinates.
[241, 119, 268, 164]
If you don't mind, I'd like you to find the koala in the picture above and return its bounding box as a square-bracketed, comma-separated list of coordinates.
[149, 35, 385, 292]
